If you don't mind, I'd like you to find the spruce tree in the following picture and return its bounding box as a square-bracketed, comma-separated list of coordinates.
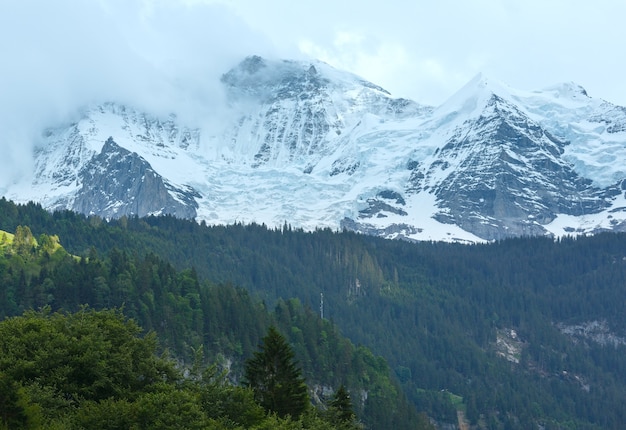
[244, 326, 309, 418]
[329, 384, 356, 424]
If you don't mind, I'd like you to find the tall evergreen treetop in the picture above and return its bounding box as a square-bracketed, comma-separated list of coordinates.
[330, 385, 356, 423]
[327, 384, 362, 429]
[244, 326, 309, 419]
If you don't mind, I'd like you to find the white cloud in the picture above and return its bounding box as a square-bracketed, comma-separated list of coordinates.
[0, 0, 273, 185]
[1, 0, 626, 187]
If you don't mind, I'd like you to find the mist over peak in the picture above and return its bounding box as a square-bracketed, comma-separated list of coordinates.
[0, 0, 275, 185]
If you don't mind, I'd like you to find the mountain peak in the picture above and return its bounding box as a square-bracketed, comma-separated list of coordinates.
[222, 55, 395, 100]
[238, 55, 267, 75]
[465, 73, 512, 94]
[4, 54, 626, 242]
[434, 73, 514, 120]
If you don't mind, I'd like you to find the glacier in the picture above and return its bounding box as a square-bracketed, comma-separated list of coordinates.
[4, 56, 626, 242]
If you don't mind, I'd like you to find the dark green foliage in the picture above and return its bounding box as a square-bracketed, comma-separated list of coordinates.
[0, 373, 30, 429]
[0, 308, 175, 398]
[244, 326, 309, 418]
[0, 215, 411, 428]
[326, 385, 359, 429]
[0, 308, 177, 428]
[330, 385, 354, 421]
[197, 365, 266, 428]
[3, 198, 626, 427]
[0, 308, 359, 430]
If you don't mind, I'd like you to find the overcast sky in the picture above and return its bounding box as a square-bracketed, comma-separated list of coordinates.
[1, 0, 625, 159]
[221, 0, 626, 106]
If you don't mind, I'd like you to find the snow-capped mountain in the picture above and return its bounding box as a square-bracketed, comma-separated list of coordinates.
[4, 55, 626, 242]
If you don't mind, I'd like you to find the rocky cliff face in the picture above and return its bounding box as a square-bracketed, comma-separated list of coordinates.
[333, 75, 626, 241]
[72, 138, 198, 219]
[220, 55, 429, 171]
[409, 95, 612, 240]
[5, 57, 626, 242]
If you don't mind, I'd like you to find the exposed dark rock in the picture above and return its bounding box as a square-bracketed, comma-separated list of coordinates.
[330, 158, 360, 176]
[72, 137, 198, 219]
[377, 190, 406, 205]
[418, 95, 611, 240]
[359, 200, 407, 218]
[340, 218, 422, 240]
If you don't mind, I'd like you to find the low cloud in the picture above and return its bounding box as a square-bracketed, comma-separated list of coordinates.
[0, 0, 271, 185]
[3, 0, 626, 189]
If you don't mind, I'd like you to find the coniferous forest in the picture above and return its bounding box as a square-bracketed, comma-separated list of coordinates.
[2, 197, 626, 429]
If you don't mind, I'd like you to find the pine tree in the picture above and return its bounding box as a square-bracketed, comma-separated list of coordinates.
[330, 384, 356, 423]
[328, 384, 359, 429]
[244, 326, 309, 418]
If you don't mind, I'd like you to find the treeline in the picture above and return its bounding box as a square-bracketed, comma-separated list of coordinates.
[2, 198, 626, 428]
[0, 223, 421, 429]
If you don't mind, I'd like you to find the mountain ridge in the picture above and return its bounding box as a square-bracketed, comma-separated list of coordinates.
[4, 55, 626, 241]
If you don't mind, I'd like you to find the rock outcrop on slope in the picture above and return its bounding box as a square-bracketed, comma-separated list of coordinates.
[5, 57, 626, 242]
[72, 137, 199, 219]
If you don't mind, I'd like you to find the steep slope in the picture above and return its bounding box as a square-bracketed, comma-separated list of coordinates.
[218, 55, 428, 170]
[73, 137, 199, 218]
[15, 103, 202, 218]
[4, 57, 626, 241]
[3, 201, 626, 429]
[343, 75, 626, 240]
[409, 77, 614, 240]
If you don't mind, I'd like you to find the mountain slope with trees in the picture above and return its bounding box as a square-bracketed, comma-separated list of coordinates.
[0, 307, 379, 429]
[0, 215, 421, 429]
[2, 197, 626, 428]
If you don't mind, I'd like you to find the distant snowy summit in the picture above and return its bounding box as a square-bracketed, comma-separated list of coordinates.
[4, 55, 626, 242]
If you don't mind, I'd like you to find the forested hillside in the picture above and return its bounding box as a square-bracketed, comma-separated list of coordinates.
[2, 307, 423, 429]
[2, 198, 626, 428]
[0, 222, 420, 429]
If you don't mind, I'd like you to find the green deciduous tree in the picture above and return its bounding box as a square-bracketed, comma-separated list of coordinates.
[244, 326, 309, 419]
[12, 225, 36, 256]
[0, 307, 177, 427]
